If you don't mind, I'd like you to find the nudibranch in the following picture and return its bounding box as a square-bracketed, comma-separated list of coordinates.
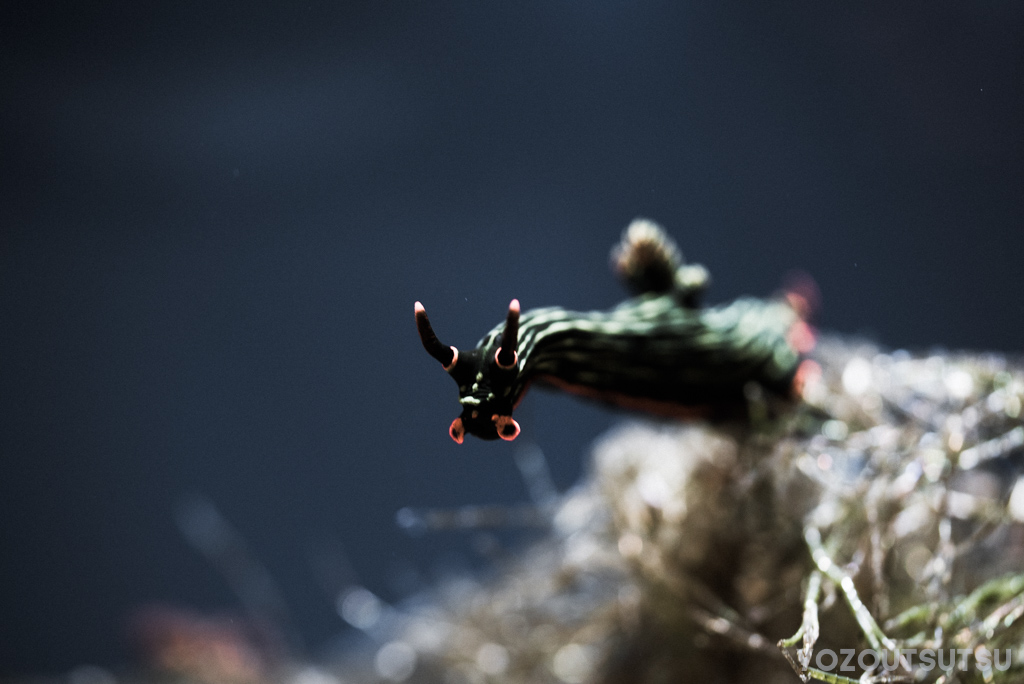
[415, 219, 816, 443]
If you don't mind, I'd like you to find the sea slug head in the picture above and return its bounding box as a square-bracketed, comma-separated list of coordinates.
[415, 299, 522, 443]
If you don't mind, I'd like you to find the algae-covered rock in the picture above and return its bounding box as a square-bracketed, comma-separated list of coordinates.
[344, 338, 1024, 684]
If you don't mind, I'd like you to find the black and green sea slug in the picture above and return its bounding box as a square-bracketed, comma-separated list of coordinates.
[415, 220, 816, 442]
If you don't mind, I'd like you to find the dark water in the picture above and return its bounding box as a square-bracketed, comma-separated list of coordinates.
[1, 1, 1022, 675]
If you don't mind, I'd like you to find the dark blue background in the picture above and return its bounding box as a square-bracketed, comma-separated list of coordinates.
[2, 1, 1021, 674]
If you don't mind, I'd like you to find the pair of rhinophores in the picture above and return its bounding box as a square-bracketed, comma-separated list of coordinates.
[415, 219, 817, 443]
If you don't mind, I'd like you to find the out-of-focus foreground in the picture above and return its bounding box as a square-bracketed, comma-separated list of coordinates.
[26, 336, 1022, 684]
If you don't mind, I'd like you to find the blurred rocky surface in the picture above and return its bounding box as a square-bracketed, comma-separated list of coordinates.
[27, 337, 1024, 684]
